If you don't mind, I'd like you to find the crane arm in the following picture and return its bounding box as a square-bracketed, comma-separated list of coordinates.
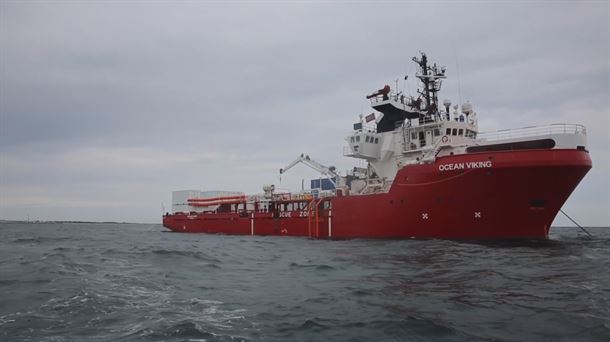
[279, 155, 305, 175]
[279, 154, 339, 185]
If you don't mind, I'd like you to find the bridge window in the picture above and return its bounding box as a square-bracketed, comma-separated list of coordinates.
[452, 128, 458, 135]
[446, 128, 451, 135]
[458, 129, 463, 136]
[412, 132, 417, 140]
[356, 135, 360, 142]
[434, 129, 440, 136]
[374, 137, 379, 144]
[365, 136, 370, 143]
[350, 137, 354, 143]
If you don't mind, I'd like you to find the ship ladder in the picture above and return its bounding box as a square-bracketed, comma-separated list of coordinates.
[307, 199, 314, 238]
[307, 199, 315, 238]
[315, 198, 324, 238]
[307, 198, 324, 239]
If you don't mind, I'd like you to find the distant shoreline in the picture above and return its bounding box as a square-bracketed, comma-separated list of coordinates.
[0, 220, 156, 225]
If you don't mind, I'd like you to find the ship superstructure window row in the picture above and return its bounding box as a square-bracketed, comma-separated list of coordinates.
[442, 127, 473, 137]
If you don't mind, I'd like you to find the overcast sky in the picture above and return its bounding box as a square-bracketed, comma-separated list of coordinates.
[1, 1, 608, 226]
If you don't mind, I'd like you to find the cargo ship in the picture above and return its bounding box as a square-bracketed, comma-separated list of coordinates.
[163, 53, 592, 239]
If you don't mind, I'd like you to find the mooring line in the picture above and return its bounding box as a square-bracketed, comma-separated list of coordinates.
[560, 209, 593, 239]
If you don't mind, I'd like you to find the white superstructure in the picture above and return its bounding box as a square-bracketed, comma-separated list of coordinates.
[342, 53, 588, 194]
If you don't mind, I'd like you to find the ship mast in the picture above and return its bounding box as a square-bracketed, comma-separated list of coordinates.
[412, 52, 446, 122]
[365, 52, 449, 132]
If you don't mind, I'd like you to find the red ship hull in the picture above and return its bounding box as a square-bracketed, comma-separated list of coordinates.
[162, 149, 591, 239]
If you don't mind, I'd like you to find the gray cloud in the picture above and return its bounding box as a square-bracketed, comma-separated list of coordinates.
[1, 1, 608, 225]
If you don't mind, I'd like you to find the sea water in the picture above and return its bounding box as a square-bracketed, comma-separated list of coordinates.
[1, 223, 609, 341]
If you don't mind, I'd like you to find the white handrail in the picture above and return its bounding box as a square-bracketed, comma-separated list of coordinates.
[477, 123, 586, 142]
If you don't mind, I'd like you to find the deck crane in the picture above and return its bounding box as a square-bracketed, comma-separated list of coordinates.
[279, 154, 340, 186]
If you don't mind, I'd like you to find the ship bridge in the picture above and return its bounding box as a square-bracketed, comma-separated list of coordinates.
[365, 53, 447, 133]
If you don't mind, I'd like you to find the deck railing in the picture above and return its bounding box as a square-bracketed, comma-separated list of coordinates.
[477, 123, 586, 142]
[369, 91, 410, 105]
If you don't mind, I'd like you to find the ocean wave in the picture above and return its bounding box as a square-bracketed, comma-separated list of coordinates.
[289, 262, 335, 271]
[12, 236, 73, 244]
[151, 249, 222, 263]
[154, 321, 217, 339]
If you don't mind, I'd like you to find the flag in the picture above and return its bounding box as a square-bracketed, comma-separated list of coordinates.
[365, 113, 375, 122]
